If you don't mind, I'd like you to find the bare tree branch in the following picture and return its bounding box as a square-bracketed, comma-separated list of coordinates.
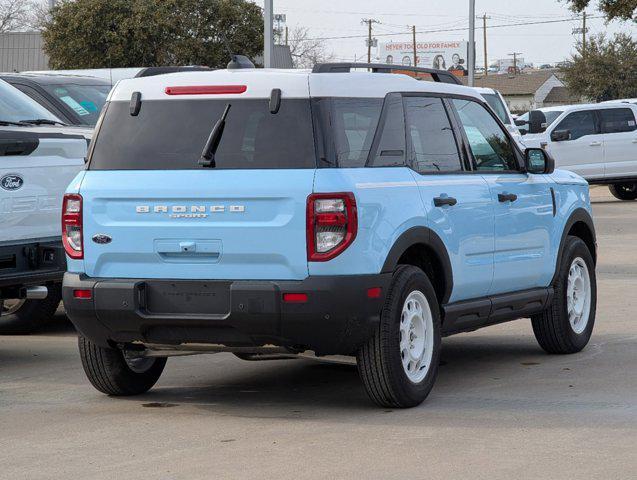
[287, 26, 335, 69]
[0, 0, 38, 33]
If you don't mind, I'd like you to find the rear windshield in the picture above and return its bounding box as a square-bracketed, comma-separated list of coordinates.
[482, 93, 510, 125]
[89, 99, 316, 170]
[43, 84, 111, 125]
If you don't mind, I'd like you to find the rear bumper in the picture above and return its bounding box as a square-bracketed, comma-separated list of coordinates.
[62, 272, 391, 355]
[0, 239, 66, 295]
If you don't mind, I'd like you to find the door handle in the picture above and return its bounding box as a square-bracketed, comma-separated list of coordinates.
[589, 141, 602, 147]
[433, 196, 457, 207]
[632, 139, 637, 144]
[498, 193, 518, 203]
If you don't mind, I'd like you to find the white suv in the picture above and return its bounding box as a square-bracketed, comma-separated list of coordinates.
[474, 87, 522, 144]
[518, 103, 637, 200]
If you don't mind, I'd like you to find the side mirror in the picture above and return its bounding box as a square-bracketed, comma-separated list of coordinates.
[514, 119, 528, 127]
[551, 129, 571, 142]
[525, 148, 555, 174]
[528, 110, 547, 134]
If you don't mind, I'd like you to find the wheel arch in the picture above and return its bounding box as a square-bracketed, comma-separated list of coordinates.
[552, 208, 597, 284]
[381, 226, 453, 304]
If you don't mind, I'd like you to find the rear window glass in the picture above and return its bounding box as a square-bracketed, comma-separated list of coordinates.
[89, 99, 316, 170]
[600, 108, 637, 133]
[43, 84, 111, 125]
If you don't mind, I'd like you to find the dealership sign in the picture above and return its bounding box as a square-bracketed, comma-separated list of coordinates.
[377, 41, 469, 76]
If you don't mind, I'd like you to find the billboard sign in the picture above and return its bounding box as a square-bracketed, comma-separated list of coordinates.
[377, 41, 469, 76]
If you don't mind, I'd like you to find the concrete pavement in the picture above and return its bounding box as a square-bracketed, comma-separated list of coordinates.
[1, 186, 636, 479]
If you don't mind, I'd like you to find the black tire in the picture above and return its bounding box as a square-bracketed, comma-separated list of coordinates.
[609, 182, 637, 201]
[357, 265, 441, 408]
[0, 283, 62, 334]
[78, 335, 166, 396]
[532, 236, 596, 354]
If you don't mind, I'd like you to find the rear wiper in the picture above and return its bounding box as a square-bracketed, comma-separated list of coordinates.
[199, 104, 231, 168]
[0, 119, 28, 127]
[20, 119, 67, 126]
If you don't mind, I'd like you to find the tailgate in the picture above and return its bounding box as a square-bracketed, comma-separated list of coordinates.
[79, 170, 315, 280]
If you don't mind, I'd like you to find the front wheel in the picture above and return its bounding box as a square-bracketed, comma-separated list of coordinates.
[78, 335, 166, 396]
[357, 265, 441, 408]
[609, 182, 637, 200]
[532, 236, 596, 354]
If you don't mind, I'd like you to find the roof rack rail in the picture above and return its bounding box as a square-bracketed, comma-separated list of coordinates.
[312, 62, 463, 86]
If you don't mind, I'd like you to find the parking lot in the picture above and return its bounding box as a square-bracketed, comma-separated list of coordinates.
[1, 186, 636, 480]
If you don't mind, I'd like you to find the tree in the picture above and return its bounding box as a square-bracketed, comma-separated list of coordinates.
[561, 33, 637, 101]
[287, 27, 334, 69]
[564, 0, 637, 22]
[0, 0, 37, 32]
[41, 0, 263, 69]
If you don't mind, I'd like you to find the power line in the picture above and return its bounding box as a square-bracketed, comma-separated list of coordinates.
[307, 15, 603, 41]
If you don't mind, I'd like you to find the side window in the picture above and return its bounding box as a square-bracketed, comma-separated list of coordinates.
[330, 98, 383, 167]
[403, 97, 462, 173]
[554, 110, 597, 140]
[368, 94, 406, 167]
[452, 99, 518, 172]
[600, 108, 637, 134]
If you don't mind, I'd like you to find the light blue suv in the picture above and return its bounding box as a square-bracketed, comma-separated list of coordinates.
[62, 62, 597, 408]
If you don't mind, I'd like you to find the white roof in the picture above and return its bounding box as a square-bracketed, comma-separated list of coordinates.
[537, 102, 637, 113]
[108, 68, 483, 102]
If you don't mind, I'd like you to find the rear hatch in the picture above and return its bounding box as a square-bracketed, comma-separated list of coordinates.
[0, 127, 86, 243]
[80, 83, 316, 280]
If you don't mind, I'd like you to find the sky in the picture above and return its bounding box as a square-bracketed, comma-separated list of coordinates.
[262, 0, 636, 65]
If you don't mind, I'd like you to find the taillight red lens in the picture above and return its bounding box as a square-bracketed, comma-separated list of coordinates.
[62, 193, 83, 259]
[307, 192, 357, 262]
[73, 289, 92, 299]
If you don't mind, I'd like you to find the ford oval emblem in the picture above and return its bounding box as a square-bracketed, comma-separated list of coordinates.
[0, 174, 24, 191]
[92, 234, 112, 245]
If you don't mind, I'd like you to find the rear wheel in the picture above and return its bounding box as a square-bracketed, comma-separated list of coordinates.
[532, 236, 596, 354]
[357, 265, 441, 408]
[609, 182, 637, 200]
[0, 284, 62, 334]
[78, 335, 166, 396]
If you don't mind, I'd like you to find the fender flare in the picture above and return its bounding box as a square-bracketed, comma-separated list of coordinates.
[551, 208, 597, 284]
[381, 226, 454, 304]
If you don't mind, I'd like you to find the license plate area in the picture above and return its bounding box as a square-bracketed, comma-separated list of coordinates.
[142, 281, 231, 316]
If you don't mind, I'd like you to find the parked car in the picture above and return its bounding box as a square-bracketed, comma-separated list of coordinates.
[474, 87, 523, 144]
[24, 66, 212, 88]
[0, 79, 87, 333]
[62, 62, 597, 408]
[0, 74, 111, 127]
[518, 103, 637, 200]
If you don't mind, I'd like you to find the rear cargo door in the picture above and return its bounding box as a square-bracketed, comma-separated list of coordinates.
[81, 93, 317, 281]
[0, 128, 86, 243]
[80, 170, 314, 280]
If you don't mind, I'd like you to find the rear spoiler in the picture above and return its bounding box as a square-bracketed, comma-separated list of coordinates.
[312, 63, 462, 85]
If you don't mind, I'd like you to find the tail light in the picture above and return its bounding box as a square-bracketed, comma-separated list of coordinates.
[62, 194, 83, 259]
[307, 193, 357, 261]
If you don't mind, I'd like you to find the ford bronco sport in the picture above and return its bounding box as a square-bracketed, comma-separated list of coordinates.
[62, 62, 597, 408]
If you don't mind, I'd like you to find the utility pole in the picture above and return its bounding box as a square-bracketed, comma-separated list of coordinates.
[508, 52, 522, 75]
[582, 11, 587, 55]
[468, 0, 476, 86]
[48, 0, 56, 9]
[362, 19, 379, 64]
[285, 26, 289, 46]
[264, 0, 274, 68]
[480, 14, 490, 76]
[412, 25, 417, 67]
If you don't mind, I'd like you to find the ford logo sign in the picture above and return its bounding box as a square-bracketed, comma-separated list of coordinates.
[1, 174, 24, 191]
[92, 234, 112, 245]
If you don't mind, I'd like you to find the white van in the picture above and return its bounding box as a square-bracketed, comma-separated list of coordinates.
[519, 103, 637, 200]
[473, 87, 522, 144]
